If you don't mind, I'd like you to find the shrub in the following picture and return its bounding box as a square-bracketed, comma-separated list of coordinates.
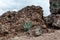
[23, 21, 32, 31]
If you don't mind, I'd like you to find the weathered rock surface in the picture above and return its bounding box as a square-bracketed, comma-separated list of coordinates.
[0, 5, 47, 37]
[45, 13, 60, 28]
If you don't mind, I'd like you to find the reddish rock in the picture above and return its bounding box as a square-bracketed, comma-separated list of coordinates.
[0, 5, 47, 36]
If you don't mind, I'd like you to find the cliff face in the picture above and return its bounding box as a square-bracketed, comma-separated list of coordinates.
[0, 5, 47, 37]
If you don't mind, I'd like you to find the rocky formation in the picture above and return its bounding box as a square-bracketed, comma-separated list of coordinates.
[45, 11, 60, 29]
[47, 0, 60, 29]
[50, 0, 60, 14]
[0, 5, 47, 37]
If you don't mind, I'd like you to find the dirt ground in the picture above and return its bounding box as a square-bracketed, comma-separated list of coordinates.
[0, 30, 59, 40]
[10, 30, 60, 40]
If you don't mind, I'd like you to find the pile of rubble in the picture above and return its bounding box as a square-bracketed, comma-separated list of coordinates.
[0, 5, 48, 37]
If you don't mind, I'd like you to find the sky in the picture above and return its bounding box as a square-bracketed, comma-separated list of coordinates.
[0, 0, 50, 16]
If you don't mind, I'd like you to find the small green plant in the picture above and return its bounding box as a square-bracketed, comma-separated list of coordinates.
[23, 21, 32, 31]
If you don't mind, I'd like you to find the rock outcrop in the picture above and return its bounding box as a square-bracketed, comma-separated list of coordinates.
[0, 5, 47, 37]
[45, 10, 60, 29]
